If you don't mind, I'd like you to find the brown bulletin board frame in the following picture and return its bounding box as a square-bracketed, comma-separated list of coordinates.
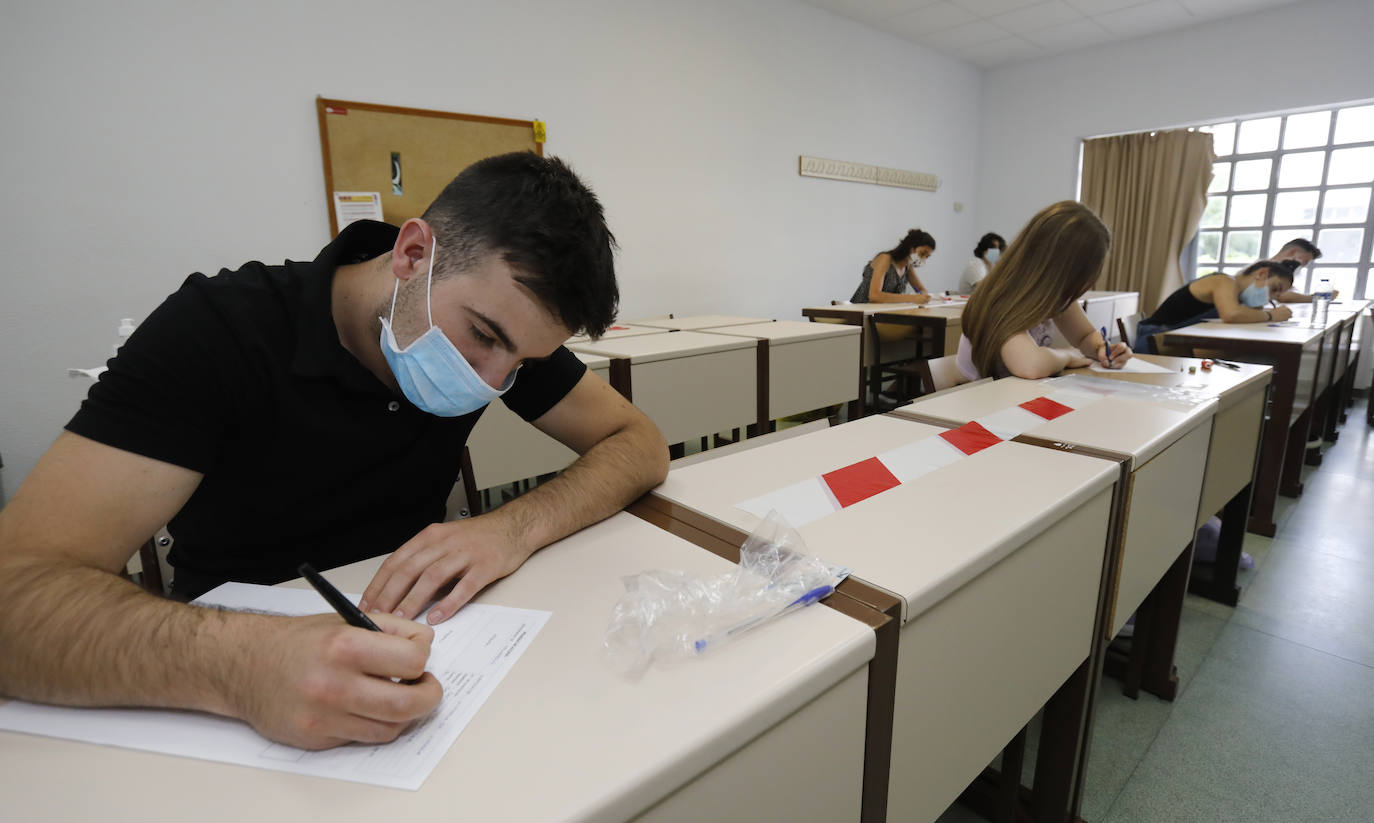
[316, 97, 544, 236]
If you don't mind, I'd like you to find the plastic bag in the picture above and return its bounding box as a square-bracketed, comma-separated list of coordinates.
[603, 510, 850, 676]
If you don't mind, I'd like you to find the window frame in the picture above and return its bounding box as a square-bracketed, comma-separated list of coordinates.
[1189, 103, 1374, 300]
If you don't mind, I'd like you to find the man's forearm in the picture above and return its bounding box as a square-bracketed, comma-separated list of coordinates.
[490, 419, 668, 559]
[0, 555, 261, 714]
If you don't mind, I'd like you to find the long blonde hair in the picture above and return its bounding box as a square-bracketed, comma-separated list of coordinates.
[963, 201, 1111, 377]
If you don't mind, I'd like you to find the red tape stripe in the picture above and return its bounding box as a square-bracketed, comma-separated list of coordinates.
[1018, 396, 1075, 420]
[822, 457, 901, 508]
[939, 421, 1003, 456]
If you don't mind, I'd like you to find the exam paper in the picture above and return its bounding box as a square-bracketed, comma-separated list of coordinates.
[0, 583, 549, 790]
[1089, 357, 1173, 374]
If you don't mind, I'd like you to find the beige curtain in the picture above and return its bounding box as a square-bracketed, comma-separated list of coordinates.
[1080, 129, 1215, 314]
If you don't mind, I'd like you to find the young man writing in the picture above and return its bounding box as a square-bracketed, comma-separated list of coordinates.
[0, 152, 668, 750]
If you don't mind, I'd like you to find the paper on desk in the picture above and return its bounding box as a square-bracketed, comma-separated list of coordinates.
[0, 583, 549, 790]
[1089, 358, 1172, 374]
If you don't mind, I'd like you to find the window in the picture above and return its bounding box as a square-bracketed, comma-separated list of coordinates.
[1194, 102, 1374, 298]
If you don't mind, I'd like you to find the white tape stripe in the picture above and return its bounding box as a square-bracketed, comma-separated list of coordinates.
[972, 406, 1047, 440]
[876, 435, 967, 483]
[735, 476, 840, 527]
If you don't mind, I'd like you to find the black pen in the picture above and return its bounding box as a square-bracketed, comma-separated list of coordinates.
[299, 563, 381, 631]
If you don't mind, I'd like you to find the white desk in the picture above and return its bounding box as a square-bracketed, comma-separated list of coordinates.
[651, 414, 1118, 822]
[0, 512, 874, 823]
[568, 331, 757, 447]
[464, 351, 610, 496]
[1157, 313, 1341, 535]
[703, 320, 860, 426]
[634, 315, 773, 331]
[1064, 354, 1272, 606]
[899, 376, 1217, 644]
[565, 323, 667, 345]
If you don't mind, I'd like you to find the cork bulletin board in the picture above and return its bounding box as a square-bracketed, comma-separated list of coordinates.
[316, 97, 543, 236]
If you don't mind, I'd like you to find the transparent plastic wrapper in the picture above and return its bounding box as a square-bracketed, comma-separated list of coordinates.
[603, 510, 850, 676]
[1043, 374, 1212, 409]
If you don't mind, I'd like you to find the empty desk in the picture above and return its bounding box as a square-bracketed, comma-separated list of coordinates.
[634, 314, 773, 331]
[646, 414, 1119, 822]
[1157, 314, 1340, 535]
[1063, 354, 1272, 605]
[565, 323, 667, 345]
[568, 331, 757, 450]
[702, 320, 861, 430]
[898, 375, 1218, 702]
[464, 351, 612, 504]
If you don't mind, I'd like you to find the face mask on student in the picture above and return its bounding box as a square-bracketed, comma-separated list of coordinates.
[379, 239, 518, 417]
[1239, 283, 1270, 308]
[985, 248, 1000, 264]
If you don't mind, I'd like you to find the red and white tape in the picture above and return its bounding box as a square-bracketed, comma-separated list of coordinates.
[736, 393, 1094, 527]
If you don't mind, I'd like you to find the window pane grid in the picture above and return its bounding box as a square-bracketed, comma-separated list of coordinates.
[1191, 104, 1374, 299]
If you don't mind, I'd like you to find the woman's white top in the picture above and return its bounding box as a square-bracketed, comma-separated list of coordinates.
[957, 256, 989, 294]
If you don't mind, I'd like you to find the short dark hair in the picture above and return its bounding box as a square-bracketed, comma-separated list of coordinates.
[885, 228, 936, 259]
[423, 152, 619, 337]
[974, 232, 1005, 258]
[1280, 237, 1322, 260]
[1243, 260, 1293, 285]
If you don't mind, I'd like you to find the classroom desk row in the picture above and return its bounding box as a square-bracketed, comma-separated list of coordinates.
[1157, 299, 1370, 536]
[2, 351, 1274, 823]
[801, 298, 967, 414]
[800, 292, 1141, 414]
[462, 316, 861, 508]
[639, 351, 1271, 821]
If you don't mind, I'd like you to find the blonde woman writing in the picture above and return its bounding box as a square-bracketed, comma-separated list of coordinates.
[956, 201, 1131, 380]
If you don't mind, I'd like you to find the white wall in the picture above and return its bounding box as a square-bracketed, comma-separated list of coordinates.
[976, 0, 1374, 245]
[0, 0, 982, 499]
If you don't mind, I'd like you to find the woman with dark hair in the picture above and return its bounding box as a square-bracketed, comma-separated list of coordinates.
[1132, 260, 1295, 353]
[957, 201, 1130, 380]
[849, 228, 936, 304]
[957, 231, 1006, 293]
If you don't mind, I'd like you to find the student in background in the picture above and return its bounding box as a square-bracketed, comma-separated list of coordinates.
[1132, 260, 1294, 353]
[957, 231, 1006, 293]
[1269, 238, 1336, 302]
[849, 228, 935, 304]
[957, 201, 1130, 380]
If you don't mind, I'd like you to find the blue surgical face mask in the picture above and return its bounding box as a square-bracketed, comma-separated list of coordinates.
[984, 247, 1000, 264]
[1239, 283, 1270, 308]
[378, 240, 518, 417]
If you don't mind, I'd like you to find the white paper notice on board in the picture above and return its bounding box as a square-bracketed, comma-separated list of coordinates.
[0, 583, 549, 791]
[333, 191, 384, 228]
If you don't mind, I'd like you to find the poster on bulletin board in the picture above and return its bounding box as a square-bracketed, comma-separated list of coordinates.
[317, 98, 543, 236]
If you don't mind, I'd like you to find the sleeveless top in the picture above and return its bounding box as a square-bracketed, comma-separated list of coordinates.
[1145, 274, 1226, 326]
[851, 261, 906, 303]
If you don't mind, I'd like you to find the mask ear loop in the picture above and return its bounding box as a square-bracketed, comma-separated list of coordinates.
[425, 237, 436, 328]
[386, 236, 438, 329]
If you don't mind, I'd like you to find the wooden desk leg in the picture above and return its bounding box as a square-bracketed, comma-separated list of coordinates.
[1033, 656, 1091, 823]
[1140, 543, 1191, 701]
[998, 726, 1028, 823]
[1248, 351, 1298, 536]
[1189, 484, 1250, 606]
[867, 317, 884, 411]
[1281, 406, 1311, 497]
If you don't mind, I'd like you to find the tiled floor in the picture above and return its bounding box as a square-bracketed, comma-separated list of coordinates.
[941, 397, 1374, 822]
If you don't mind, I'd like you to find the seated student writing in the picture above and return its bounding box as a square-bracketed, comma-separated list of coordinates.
[0, 153, 669, 750]
[1132, 260, 1294, 354]
[956, 201, 1130, 381]
[1268, 238, 1336, 303]
[850, 229, 936, 304]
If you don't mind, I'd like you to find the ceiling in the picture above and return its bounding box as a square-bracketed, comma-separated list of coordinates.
[802, 0, 1304, 69]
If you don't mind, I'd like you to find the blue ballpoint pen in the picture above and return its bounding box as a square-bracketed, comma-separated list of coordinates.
[1100, 326, 1113, 367]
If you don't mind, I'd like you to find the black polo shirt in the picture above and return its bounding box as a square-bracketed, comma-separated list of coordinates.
[67, 221, 585, 598]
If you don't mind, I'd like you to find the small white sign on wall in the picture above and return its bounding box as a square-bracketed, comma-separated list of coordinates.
[798, 155, 939, 192]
